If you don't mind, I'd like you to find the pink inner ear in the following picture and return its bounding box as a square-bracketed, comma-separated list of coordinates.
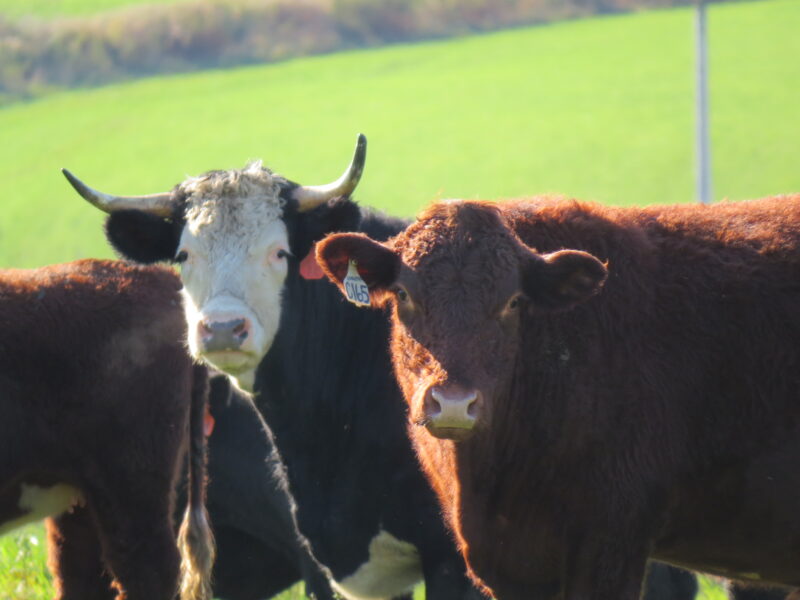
[204, 407, 215, 438]
[300, 245, 325, 280]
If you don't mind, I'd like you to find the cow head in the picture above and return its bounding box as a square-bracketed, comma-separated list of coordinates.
[63, 135, 366, 390]
[316, 200, 607, 441]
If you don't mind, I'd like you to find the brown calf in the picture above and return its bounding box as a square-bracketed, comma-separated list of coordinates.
[0, 259, 214, 600]
[317, 196, 800, 599]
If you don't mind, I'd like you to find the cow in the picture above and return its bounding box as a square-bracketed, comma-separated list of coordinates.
[202, 371, 335, 600]
[61, 136, 484, 600]
[316, 196, 800, 600]
[0, 259, 213, 600]
[62, 141, 724, 600]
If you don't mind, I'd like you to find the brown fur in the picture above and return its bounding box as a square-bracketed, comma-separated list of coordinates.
[317, 195, 800, 599]
[0, 259, 213, 600]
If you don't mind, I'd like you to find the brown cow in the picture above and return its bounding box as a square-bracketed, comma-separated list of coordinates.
[316, 196, 800, 599]
[0, 259, 214, 600]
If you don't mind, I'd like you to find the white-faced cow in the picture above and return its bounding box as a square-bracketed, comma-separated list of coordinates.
[0, 259, 213, 600]
[62, 137, 483, 600]
[317, 196, 800, 600]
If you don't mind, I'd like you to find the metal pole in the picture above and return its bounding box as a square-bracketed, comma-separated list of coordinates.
[695, 0, 712, 204]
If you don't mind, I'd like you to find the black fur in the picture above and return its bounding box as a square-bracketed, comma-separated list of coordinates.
[256, 204, 483, 598]
[200, 373, 334, 600]
[105, 210, 183, 263]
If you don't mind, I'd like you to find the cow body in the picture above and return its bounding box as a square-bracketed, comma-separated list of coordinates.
[317, 196, 800, 599]
[203, 373, 335, 600]
[0, 259, 213, 600]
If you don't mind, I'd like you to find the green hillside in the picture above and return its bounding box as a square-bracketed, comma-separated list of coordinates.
[0, 0, 797, 269]
[0, 0, 191, 19]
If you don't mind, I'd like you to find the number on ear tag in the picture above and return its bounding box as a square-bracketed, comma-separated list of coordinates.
[343, 260, 371, 307]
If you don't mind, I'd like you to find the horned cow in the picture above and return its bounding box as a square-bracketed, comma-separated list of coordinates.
[317, 196, 800, 599]
[0, 259, 213, 600]
[63, 137, 484, 599]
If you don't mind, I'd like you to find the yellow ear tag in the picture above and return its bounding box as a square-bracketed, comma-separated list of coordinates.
[343, 260, 371, 307]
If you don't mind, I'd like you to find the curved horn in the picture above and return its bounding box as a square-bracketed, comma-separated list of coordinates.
[62, 168, 176, 217]
[292, 134, 367, 212]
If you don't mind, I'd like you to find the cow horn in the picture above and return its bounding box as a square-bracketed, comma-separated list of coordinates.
[292, 134, 367, 212]
[62, 168, 176, 217]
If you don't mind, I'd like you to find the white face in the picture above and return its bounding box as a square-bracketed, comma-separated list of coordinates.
[175, 164, 290, 390]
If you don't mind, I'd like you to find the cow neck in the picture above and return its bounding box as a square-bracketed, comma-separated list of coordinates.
[253, 212, 412, 492]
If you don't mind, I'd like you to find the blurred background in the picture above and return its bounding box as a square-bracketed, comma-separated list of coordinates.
[0, 0, 797, 597]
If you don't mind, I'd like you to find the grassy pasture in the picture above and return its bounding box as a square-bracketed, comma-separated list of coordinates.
[0, 0, 796, 597]
[0, 0, 192, 19]
[0, 0, 797, 269]
[0, 523, 727, 599]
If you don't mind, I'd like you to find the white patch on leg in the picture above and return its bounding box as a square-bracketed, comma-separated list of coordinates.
[331, 529, 422, 600]
[0, 483, 85, 536]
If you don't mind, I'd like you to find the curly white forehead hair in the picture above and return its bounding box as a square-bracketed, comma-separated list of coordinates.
[180, 161, 289, 231]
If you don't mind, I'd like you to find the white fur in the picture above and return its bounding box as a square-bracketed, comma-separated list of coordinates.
[0, 483, 84, 536]
[331, 529, 422, 600]
[176, 166, 290, 389]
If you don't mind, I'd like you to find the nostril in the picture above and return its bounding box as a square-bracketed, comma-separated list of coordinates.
[198, 317, 248, 351]
[467, 398, 479, 418]
[423, 392, 442, 419]
[231, 319, 249, 339]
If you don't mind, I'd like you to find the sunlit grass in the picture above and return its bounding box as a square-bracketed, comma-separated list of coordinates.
[0, 524, 52, 600]
[0, 0, 797, 268]
[0, 523, 730, 599]
[0, 0, 193, 19]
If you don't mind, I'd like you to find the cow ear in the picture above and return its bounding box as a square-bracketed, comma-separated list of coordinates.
[293, 197, 361, 255]
[315, 232, 400, 301]
[105, 211, 183, 264]
[522, 249, 607, 310]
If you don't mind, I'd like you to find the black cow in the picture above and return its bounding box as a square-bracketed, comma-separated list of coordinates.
[203, 372, 334, 600]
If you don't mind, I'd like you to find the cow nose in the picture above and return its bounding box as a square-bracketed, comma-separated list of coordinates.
[423, 385, 481, 441]
[198, 318, 250, 352]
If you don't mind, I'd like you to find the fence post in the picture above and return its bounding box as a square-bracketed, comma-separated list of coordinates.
[695, 0, 712, 204]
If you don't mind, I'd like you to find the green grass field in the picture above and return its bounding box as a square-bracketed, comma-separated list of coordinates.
[0, 0, 796, 597]
[0, 0, 193, 19]
[0, 0, 797, 269]
[0, 524, 727, 600]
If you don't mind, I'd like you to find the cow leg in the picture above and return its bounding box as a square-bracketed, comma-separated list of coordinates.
[211, 524, 300, 600]
[293, 547, 335, 600]
[420, 552, 486, 599]
[641, 562, 698, 600]
[86, 479, 180, 600]
[46, 507, 116, 600]
[730, 584, 789, 600]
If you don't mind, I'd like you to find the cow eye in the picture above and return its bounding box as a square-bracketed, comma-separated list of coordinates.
[506, 294, 523, 311]
[270, 248, 291, 262]
[174, 250, 189, 264]
[393, 286, 410, 303]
